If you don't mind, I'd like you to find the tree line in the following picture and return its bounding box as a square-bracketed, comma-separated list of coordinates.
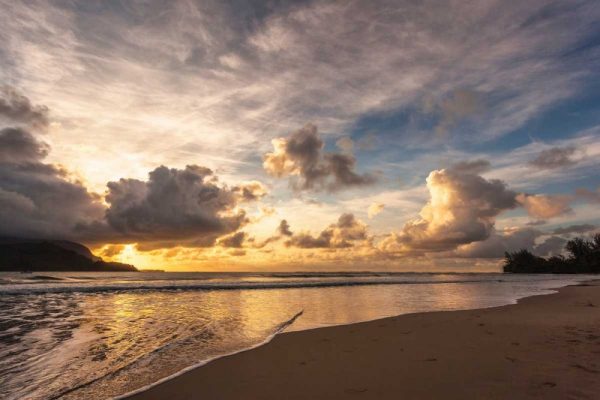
[503, 234, 600, 274]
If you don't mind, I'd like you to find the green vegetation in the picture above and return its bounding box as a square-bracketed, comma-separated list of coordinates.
[503, 234, 600, 274]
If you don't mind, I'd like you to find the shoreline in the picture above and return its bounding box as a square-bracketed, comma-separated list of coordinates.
[128, 279, 600, 400]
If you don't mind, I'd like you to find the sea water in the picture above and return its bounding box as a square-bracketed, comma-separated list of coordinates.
[0, 272, 594, 399]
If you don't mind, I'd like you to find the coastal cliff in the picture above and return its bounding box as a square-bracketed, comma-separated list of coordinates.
[0, 237, 136, 272]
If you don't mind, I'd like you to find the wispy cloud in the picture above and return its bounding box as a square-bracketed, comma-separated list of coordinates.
[1, 0, 599, 190]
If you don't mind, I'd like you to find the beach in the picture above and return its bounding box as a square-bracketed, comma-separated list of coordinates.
[131, 280, 600, 400]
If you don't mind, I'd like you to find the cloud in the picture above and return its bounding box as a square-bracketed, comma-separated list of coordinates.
[575, 187, 600, 203]
[232, 181, 268, 202]
[516, 193, 572, 219]
[382, 165, 518, 253]
[0, 89, 275, 250]
[1, 1, 598, 193]
[104, 165, 249, 247]
[552, 224, 596, 235]
[0, 148, 105, 240]
[426, 89, 483, 136]
[449, 159, 491, 175]
[263, 124, 376, 191]
[367, 202, 385, 219]
[335, 136, 354, 153]
[0, 86, 49, 129]
[217, 231, 247, 248]
[98, 244, 125, 258]
[526, 219, 547, 226]
[286, 213, 368, 249]
[534, 236, 567, 257]
[529, 146, 578, 169]
[277, 219, 293, 237]
[0, 127, 49, 164]
[454, 228, 540, 258]
[0, 93, 105, 241]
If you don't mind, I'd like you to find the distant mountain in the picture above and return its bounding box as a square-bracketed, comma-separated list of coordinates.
[0, 237, 137, 272]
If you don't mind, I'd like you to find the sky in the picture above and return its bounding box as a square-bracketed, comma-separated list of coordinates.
[0, 0, 599, 271]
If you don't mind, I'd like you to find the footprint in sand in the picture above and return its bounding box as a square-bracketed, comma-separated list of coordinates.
[345, 388, 368, 394]
[571, 364, 600, 374]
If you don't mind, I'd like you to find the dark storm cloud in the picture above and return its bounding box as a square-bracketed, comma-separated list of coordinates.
[0, 93, 105, 240]
[0, 144, 105, 240]
[104, 165, 249, 246]
[0, 86, 49, 129]
[529, 146, 578, 169]
[0, 88, 267, 248]
[0, 127, 49, 164]
[286, 213, 368, 249]
[217, 231, 247, 248]
[263, 124, 376, 192]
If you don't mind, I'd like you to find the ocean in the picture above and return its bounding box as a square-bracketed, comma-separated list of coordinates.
[0, 271, 594, 400]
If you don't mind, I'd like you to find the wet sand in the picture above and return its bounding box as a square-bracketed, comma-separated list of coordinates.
[130, 280, 600, 400]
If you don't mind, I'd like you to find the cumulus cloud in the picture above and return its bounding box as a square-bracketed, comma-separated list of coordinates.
[263, 124, 376, 191]
[286, 213, 368, 249]
[367, 202, 385, 219]
[104, 165, 249, 247]
[0, 155, 105, 240]
[0, 89, 274, 250]
[217, 231, 247, 248]
[529, 146, 578, 169]
[0, 92, 105, 240]
[277, 219, 293, 237]
[516, 193, 572, 219]
[381, 165, 518, 254]
[0, 127, 49, 164]
[232, 180, 268, 202]
[0, 86, 49, 129]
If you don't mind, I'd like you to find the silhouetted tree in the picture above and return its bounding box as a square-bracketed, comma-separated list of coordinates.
[503, 234, 600, 274]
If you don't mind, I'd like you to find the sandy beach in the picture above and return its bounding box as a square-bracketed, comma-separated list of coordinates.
[130, 280, 600, 400]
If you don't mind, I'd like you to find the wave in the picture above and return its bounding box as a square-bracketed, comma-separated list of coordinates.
[45, 310, 304, 400]
[0, 278, 511, 295]
[113, 310, 304, 399]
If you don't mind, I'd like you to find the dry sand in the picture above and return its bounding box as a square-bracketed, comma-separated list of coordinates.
[130, 280, 600, 400]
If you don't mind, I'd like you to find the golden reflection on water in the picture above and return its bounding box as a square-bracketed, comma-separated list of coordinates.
[8, 277, 568, 400]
